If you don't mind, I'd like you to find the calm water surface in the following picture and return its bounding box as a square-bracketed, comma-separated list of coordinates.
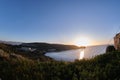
[45, 45, 108, 62]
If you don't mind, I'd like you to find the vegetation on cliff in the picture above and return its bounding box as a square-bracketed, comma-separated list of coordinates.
[0, 43, 120, 80]
[0, 45, 120, 80]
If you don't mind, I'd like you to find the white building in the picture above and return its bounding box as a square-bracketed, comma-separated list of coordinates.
[21, 47, 36, 52]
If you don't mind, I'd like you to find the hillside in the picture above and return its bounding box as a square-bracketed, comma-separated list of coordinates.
[0, 50, 120, 80]
[0, 43, 84, 61]
[20, 42, 84, 51]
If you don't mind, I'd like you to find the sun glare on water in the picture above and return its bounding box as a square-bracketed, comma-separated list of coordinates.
[79, 50, 84, 59]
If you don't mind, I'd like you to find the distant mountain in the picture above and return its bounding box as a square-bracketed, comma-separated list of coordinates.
[0, 40, 22, 45]
[0, 40, 85, 52]
[20, 42, 85, 52]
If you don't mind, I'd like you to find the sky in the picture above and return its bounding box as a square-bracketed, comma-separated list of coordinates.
[0, 0, 120, 46]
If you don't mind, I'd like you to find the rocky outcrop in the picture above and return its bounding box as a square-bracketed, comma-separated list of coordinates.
[114, 33, 120, 50]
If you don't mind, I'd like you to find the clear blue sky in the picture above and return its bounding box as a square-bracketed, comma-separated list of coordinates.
[0, 0, 120, 45]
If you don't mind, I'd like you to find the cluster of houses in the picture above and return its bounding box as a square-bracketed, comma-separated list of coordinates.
[20, 47, 56, 52]
[20, 47, 36, 52]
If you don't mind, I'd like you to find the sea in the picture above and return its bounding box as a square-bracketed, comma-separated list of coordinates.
[45, 45, 109, 62]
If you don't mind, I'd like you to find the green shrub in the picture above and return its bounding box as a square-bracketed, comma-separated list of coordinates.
[0, 51, 120, 80]
[106, 45, 115, 53]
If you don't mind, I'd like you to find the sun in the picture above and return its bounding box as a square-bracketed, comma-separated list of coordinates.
[75, 37, 90, 47]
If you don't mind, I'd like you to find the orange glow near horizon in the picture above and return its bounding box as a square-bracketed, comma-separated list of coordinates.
[64, 36, 109, 46]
